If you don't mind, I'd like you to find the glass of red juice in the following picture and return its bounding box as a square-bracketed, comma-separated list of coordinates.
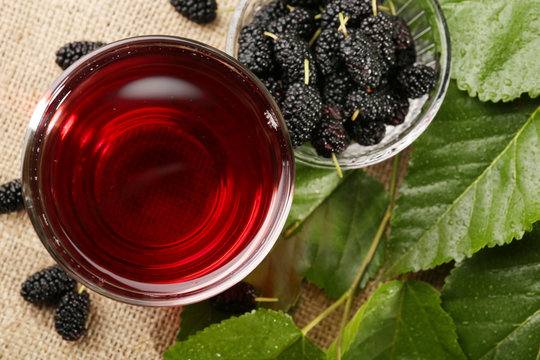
[22, 36, 295, 306]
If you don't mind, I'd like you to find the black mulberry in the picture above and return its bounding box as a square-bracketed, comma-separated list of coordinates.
[210, 282, 257, 314]
[385, 92, 409, 126]
[359, 14, 394, 36]
[321, 0, 373, 29]
[322, 67, 354, 111]
[340, 32, 383, 89]
[261, 76, 286, 107]
[368, 32, 396, 73]
[169, 0, 217, 24]
[253, 1, 290, 26]
[397, 65, 438, 98]
[282, 82, 323, 147]
[0, 179, 24, 214]
[346, 119, 386, 146]
[344, 88, 391, 123]
[55, 41, 105, 70]
[268, 7, 318, 41]
[392, 16, 416, 67]
[274, 34, 319, 86]
[314, 28, 346, 76]
[21, 265, 77, 304]
[311, 106, 350, 157]
[54, 290, 90, 341]
[238, 24, 275, 75]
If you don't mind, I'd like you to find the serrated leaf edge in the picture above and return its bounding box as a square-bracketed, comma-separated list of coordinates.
[386, 106, 540, 276]
[166, 309, 315, 360]
[477, 308, 540, 360]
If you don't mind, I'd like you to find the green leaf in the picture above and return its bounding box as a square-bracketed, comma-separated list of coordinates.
[385, 83, 540, 277]
[327, 280, 466, 360]
[247, 170, 386, 305]
[441, 225, 540, 360]
[176, 301, 230, 341]
[283, 163, 347, 234]
[245, 233, 304, 311]
[440, 0, 540, 102]
[164, 309, 325, 360]
[295, 170, 389, 299]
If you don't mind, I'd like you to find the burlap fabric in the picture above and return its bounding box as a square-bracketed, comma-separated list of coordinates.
[0, 1, 448, 358]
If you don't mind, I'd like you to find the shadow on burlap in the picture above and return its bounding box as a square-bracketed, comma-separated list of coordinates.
[0, 1, 452, 358]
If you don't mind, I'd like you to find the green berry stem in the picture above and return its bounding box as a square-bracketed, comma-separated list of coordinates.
[78, 285, 86, 295]
[254, 297, 279, 303]
[335, 154, 400, 360]
[388, 0, 397, 15]
[283, 222, 299, 238]
[377, 5, 391, 13]
[332, 153, 344, 179]
[215, 8, 235, 13]
[263, 31, 280, 41]
[372, 0, 378, 16]
[309, 27, 323, 46]
[337, 13, 350, 37]
[351, 109, 360, 121]
[302, 294, 348, 335]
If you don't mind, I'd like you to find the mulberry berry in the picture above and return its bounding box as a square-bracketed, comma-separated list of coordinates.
[21, 265, 77, 304]
[368, 32, 396, 73]
[268, 8, 318, 41]
[211, 282, 257, 314]
[346, 119, 386, 146]
[344, 88, 390, 123]
[321, 0, 374, 29]
[359, 14, 394, 36]
[169, 0, 217, 24]
[385, 92, 409, 126]
[55, 41, 105, 70]
[314, 28, 346, 76]
[274, 34, 319, 86]
[238, 24, 275, 75]
[340, 32, 383, 89]
[253, 1, 290, 26]
[282, 82, 323, 147]
[392, 16, 416, 67]
[322, 67, 354, 111]
[54, 290, 90, 341]
[397, 65, 437, 98]
[261, 76, 286, 107]
[311, 106, 350, 157]
[0, 179, 24, 214]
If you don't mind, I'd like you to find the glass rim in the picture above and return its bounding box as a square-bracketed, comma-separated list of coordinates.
[21, 35, 295, 306]
[226, 0, 452, 169]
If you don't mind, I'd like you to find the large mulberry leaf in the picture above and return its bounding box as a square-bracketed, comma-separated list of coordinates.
[440, 0, 540, 102]
[384, 82, 540, 277]
[164, 309, 324, 360]
[441, 225, 540, 360]
[327, 281, 466, 360]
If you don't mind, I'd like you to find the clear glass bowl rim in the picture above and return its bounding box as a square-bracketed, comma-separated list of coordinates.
[21, 35, 295, 307]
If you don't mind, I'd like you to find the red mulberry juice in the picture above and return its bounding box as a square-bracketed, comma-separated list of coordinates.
[27, 38, 293, 297]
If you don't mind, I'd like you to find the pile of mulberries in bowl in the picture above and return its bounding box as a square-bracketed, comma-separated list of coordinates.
[232, 0, 447, 169]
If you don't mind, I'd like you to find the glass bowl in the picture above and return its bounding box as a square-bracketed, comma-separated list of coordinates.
[226, 0, 451, 169]
[22, 35, 295, 306]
